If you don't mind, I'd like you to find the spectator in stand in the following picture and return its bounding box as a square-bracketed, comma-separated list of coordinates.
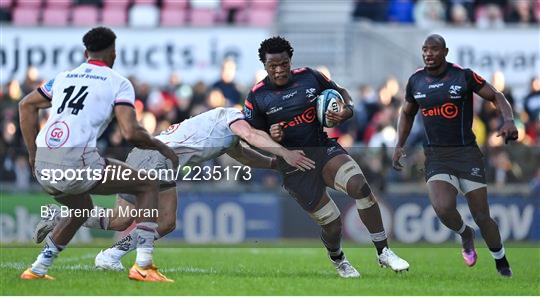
[522, 76, 540, 144]
[474, 0, 508, 8]
[21, 67, 41, 95]
[506, 0, 538, 24]
[475, 3, 505, 28]
[163, 72, 193, 123]
[479, 71, 515, 134]
[491, 71, 515, 109]
[413, 0, 446, 28]
[352, 85, 378, 142]
[445, 0, 475, 24]
[352, 0, 389, 22]
[488, 149, 521, 189]
[5, 79, 22, 103]
[522, 76, 540, 122]
[130, 76, 151, 107]
[387, 0, 414, 23]
[146, 83, 178, 121]
[367, 106, 398, 148]
[212, 58, 243, 107]
[171, 73, 194, 122]
[449, 3, 472, 26]
[206, 89, 226, 110]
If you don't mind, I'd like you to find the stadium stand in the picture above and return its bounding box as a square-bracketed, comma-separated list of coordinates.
[1, 0, 278, 26]
[72, 5, 99, 26]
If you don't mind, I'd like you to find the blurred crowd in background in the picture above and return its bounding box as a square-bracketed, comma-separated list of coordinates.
[1, 59, 539, 194]
[1, 0, 539, 194]
[1, 0, 538, 27]
[353, 0, 539, 27]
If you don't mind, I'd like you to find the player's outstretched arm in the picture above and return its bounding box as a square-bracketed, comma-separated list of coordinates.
[226, 140, 276, 169]
[114, 105, 179, 168]
[19, 90, 52, 171]
[230, 120, 315, 171]
[476, 83, 518, 143]
[393, 100, 419, 171]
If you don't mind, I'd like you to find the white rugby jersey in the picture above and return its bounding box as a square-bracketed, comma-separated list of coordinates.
[36, 60, 134, 161]
[157, 107, 245, 165]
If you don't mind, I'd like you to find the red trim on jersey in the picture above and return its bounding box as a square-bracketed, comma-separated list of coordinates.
[87, 59, 108, 67]
[452, 63, 464, 69]
[251, 81, 265, 92]
[244, 100, 253, 109]
[414, 67, 423, 73]
[472, 71, 485, 84]
[292, 67, 307, 74]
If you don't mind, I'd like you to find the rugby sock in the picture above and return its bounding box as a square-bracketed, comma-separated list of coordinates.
[135, 222, 158, 268]
[321, 229, 343, 261]
[31, 236, 64, 275]
[107, 228, 162, 260]
[456, 223, 467, 234]
[82, 206, 109, 230]
[456, 224, 474, 251]
[489, 246, 510, 269]
[370, 231, 388, 255]
[328, 248, 344, 262]
[107, 232, 137, 260]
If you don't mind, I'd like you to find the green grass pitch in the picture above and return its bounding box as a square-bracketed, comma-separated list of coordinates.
[1, 244, 539, 295]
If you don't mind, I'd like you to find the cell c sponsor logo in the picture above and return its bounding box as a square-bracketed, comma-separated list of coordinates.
[46, 121, 70, 148]
[280, 106, 316, 129]
[421, 102, 459, 119]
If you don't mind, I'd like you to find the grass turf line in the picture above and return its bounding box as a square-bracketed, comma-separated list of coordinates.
[1, 245, 539, 295]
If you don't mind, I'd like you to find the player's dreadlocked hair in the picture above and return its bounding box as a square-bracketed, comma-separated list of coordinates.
[258, 36, 294, 63]
[83, 27, 116, 52]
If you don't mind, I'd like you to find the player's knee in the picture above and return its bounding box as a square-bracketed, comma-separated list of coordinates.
[348, 176, 376, 210]
[70, 205, 94, 224]
[157, 220, 176, 237]
[117, 220, 133, 231]
[110, 216, 134, 231]
[333, 161, 363, 195]
[309, 199, 340, 226]
[432, 203, 454, 219]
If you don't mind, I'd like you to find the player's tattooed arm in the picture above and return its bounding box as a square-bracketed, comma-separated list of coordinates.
[114, 105, 179, 168]
[19, 89, 52, 172]
[393, 100, 419, 171]
[230, 120, 315, 171]
[476, 83, 518, 143]
[226, 140, 275, 169]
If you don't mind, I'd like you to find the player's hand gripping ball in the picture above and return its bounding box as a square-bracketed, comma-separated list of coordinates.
[317, 89, 343, 128]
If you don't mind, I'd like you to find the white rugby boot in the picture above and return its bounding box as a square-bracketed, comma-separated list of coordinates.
[330, 255, 361, 278]
[95, 250, 125, 271]
[378, 247, 410, 272]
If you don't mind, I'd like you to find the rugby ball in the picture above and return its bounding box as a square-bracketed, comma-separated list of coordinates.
[316, 89, 343, 128]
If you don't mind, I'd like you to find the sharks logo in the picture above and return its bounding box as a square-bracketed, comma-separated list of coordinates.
[449, 85, 462, 95]
[471, 167, 483, 177]
[306, 88, 317, 102]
